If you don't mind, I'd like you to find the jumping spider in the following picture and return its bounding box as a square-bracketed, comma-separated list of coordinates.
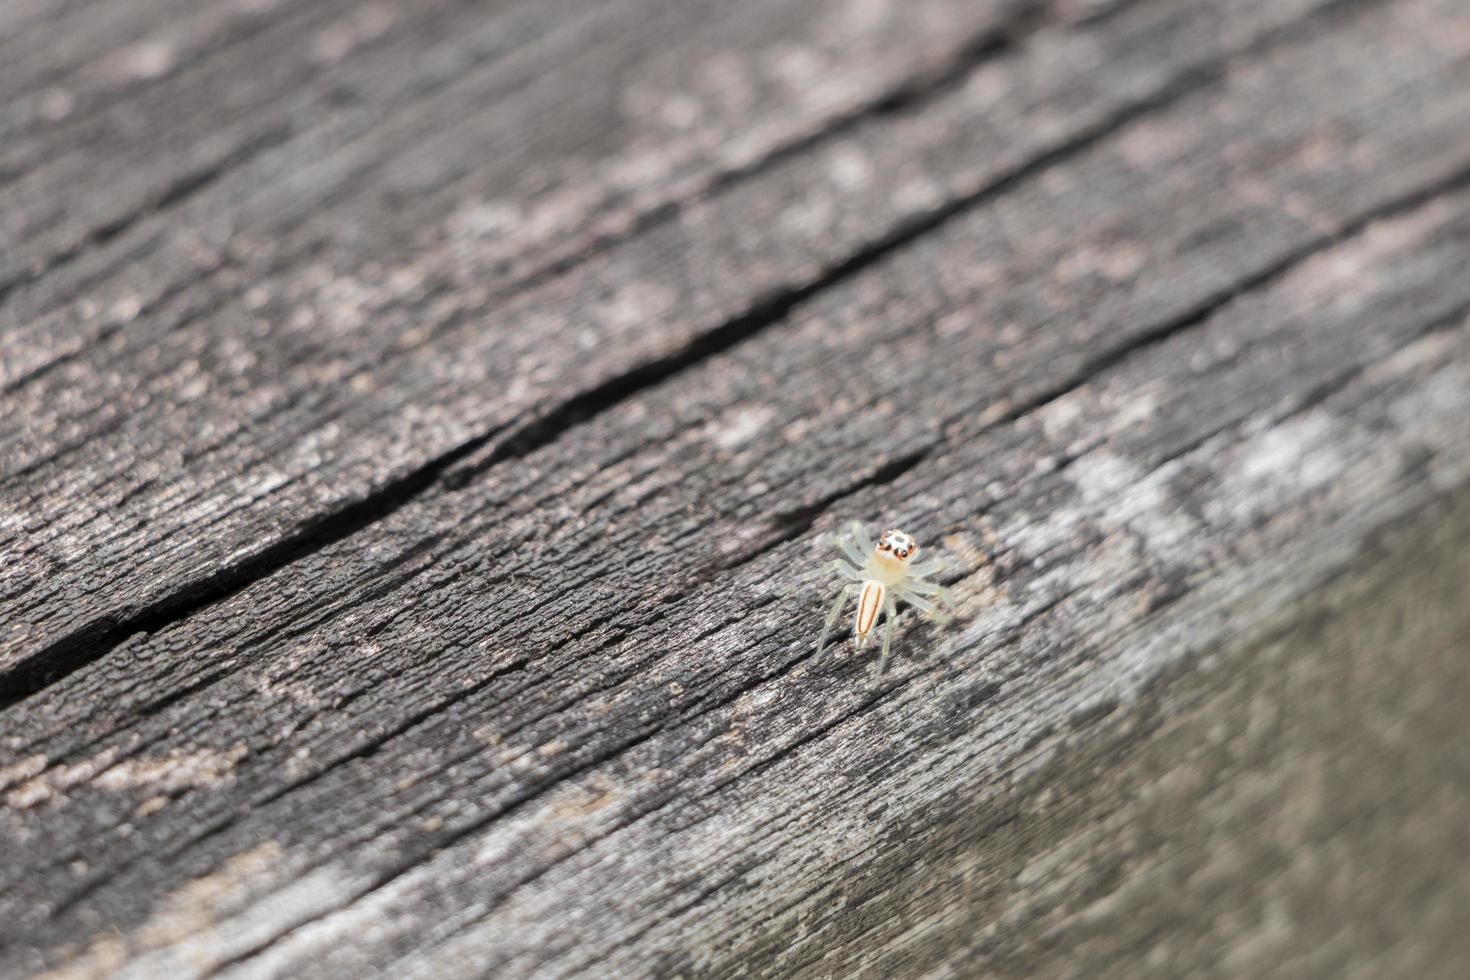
[804, 523, 956, 674]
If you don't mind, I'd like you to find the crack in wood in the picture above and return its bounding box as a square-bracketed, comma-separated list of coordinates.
[0, 0, 1403, 714]
[373, 587, 1043, 972]
[0, 0, 1433, 757]
[718, 448, 935, 572]
[298, 262, 1470, 963]
[955, 160, 1470, 444]
[0, 421, 511, 710]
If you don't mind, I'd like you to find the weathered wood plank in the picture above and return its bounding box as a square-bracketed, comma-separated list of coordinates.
[0, 0, 1040, 670]
[0, 0, 1025, 318]
[13, 201, 1470, 978]
[3, 0, 1469, 972]
[0, 0, 1365, 684]
[738, 497, 1470, 978]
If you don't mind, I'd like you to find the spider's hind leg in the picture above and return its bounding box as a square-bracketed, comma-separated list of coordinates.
[799, 559, 861, 586]
[909, 557, 945, 579]
[900, 589, 954, 626]
[817, 584, 859, 657]
[876, 596, 900, 676]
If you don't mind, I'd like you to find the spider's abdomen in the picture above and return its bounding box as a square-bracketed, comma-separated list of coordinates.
[856, 580, 885, 639]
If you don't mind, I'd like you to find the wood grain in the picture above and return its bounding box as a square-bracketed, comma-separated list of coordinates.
[3, 0, 1470, 975]
[0, 0, 1358, 682]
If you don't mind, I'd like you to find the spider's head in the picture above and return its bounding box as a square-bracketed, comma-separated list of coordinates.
[877, 529, 919, 562]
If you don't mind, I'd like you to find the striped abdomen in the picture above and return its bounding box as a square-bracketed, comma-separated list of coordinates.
[855, 581, 885, 640]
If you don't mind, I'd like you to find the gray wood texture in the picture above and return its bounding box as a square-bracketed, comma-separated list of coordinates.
[3, 0, 1470, 975]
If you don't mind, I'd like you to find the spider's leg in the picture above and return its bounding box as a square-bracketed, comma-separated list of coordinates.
[909, 557, 945, 578]
[900, 590, 953, 625]
[902, 578, 956, 613]
[816, 585, 858, 656]
[836, 534, 868, 568]
[876, 597, 900, 676]
[799, 560, 861, 585]
[903, 577, 941, 596]
[848, 521, 875, 554]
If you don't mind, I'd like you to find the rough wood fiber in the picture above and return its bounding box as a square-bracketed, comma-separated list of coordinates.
[1, 0, 1044, 671]
[0, 0, 1366, 680]
[3, 0, 1470, 976]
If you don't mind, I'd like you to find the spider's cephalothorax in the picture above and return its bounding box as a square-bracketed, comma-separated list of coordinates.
[802, 522, 957, 675]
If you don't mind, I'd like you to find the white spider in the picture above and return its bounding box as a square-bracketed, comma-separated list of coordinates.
[804, 523, 956, 674]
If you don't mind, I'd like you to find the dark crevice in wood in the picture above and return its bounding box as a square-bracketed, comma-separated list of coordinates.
[299, 556, 1056, 967]
[719, 448, 935, 573]
[0, 0, 1414, 725]
[0, 421, 510, 711]
[1125, 293, 1470, 483]
[965, 159, 1470, 446]
[440, 19, 1266, 495]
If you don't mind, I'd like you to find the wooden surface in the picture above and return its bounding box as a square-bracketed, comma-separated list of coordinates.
[2, 0, 1470, 976]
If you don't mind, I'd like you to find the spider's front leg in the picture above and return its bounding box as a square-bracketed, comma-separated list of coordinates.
[798, 559, 861, 586]
[836, 531, 869, 569]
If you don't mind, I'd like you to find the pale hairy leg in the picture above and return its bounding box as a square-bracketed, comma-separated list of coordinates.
[900, 590, 953, 625]
[800, 559, 861, 585]
[876, 597, 900, 676]
[837, 534, 869, 568]
[817, 584, 860, 656]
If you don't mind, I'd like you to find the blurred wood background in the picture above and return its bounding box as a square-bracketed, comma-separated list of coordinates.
[3, 0, 1470, 976]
